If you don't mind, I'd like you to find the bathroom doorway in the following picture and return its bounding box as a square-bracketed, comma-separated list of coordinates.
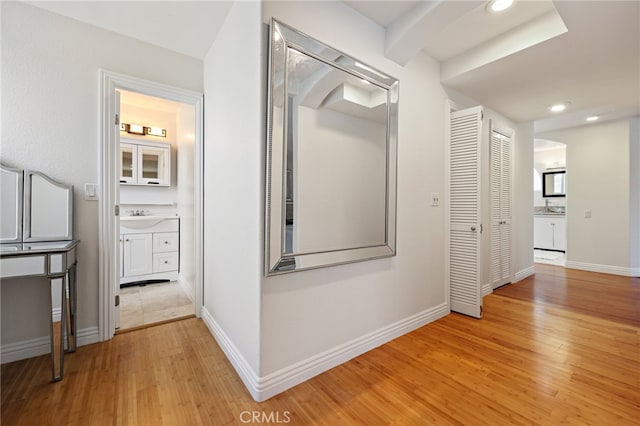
[533, 139, 567, 266]
[116, 90, 196, 331]
[98, 70, 204, 341]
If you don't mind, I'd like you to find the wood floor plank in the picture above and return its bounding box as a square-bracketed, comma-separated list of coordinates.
[2, 265, 639, 425]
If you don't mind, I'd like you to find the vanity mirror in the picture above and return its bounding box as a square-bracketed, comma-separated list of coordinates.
[265, 19, 399, 275]
[0, 165, 23, 243]
[23, 170, 73, 242]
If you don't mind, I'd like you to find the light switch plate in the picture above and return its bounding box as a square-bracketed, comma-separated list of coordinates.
[431, 192, 440, 207]
[584, 209, 592, 219]
[84, 183, 98, 201]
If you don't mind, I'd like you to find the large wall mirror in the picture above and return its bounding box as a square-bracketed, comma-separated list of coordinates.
[265, 19, 399, 275]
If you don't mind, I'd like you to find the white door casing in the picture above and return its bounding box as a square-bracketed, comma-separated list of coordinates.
[114, 90, 121, 329]
[449, 106, 483, 318]
[99, 70, 204, 341]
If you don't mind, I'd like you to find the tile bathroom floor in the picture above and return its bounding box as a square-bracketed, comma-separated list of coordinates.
[534, 249, 566, 266]
[119, 281, 193, 330]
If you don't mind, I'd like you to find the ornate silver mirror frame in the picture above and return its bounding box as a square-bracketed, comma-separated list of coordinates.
[265, 19, 398, 275]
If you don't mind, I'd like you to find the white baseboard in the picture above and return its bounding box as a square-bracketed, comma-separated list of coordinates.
[202, 303, 450, 402]
[200, 308, 261, 400]
[482, 283, 493, 296]
[177, 277, 195, 303]
[0, 326, 100, 365]
[514, 266, 535, 282]
[565, 261, 640, 277]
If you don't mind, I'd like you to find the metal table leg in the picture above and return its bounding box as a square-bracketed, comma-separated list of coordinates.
[64, 263, 77, 352]
[49, 274, 66, 381]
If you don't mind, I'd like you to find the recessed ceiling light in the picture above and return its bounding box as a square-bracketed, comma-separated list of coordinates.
[549, 102, 569, 113]
[586, 116, 599, 122]
[487, 0, 514, 13]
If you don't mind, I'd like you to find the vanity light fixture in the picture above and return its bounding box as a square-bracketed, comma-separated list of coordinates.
[586, 116, 599, 122]
[120, 123, 166, 137]
[145, 127, 167, 137]
[548, 102, 569, 113]
[487, 0, 514, 13]
[120, 123, 145, 135]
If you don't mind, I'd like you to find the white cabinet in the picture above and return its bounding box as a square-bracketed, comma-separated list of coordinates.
[553, 218, 566, 251]
[119, 143, 138, 184]
[120, 218, 179, 285]
[152, 232, 179, 273]
[122, 233, 153, 276]
[119, 139, 171, 186]
[534, 216, 566, 251]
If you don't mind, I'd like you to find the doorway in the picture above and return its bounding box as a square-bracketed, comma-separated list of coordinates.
[117, 90, 196, 330]
[98, 70, 204, 341]
[533, 139, 567, 266]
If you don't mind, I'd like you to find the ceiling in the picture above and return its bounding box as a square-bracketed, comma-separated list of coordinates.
[26, 1, 233, 60]
[346, 0, 639, 129]
[120, 90, 186, 114]
[26, 1, 639, 131]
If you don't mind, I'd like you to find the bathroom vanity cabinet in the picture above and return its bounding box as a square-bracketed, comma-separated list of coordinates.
[121, 233, 153, 277]
[120, 217, 179, 285]
[534, 215, 566, 252]
[120, 139, 171, 186]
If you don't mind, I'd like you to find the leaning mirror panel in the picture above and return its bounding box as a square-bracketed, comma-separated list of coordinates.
[265, 19, 398, 275]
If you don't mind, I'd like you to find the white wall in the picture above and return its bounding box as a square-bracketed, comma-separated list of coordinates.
[202, 1, 263, 374]
[538, 119, 636, 274]
[202, 0, 451, 400]
[259, 1, 448, 390]
[177, 104, 196, 298]
[630, 117, 640, 271]
[512, 122, 535, 278]
[0, 2, 202, 353]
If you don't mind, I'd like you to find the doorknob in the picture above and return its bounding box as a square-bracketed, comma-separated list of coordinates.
[471, 226, 477, 231]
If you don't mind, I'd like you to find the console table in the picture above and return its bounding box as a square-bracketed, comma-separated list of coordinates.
[1, 240, 79, 381]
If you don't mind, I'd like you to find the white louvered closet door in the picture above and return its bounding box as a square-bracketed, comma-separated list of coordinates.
[449, 106, 483, 318]
[490, 127, 513, 289]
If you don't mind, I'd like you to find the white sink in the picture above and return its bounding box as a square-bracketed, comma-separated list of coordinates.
[120, 215, 172, 229]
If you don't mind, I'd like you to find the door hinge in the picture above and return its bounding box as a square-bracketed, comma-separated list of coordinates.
[115, 295, 120, 307]
[115, 205, 120, 216]
[115, 113, 120, 126]
[481, 110, 484, 121]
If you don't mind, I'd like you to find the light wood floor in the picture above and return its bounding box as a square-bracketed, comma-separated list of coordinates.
[2, 265, 639, 425]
